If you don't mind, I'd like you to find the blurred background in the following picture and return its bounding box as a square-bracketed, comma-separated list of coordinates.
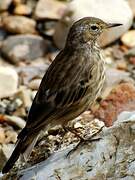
[0, 0, 135, 176]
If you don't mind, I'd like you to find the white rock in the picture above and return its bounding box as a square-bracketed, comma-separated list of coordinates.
[53, 0, 133, 49]
[28, 79, 41, 90]
[121, 30, 135, 47]
[0, 67, 18, 98]
[5, 115, 26, 129]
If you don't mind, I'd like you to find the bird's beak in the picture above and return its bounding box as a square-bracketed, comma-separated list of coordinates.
[106, 23, 123, 28]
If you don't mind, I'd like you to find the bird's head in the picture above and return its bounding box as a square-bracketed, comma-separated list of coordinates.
[66, 17, 122, 46]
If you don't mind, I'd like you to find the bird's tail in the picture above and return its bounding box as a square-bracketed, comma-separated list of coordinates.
[2, 128, 38, 174]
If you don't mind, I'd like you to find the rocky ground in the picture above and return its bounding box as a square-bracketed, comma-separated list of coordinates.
[0, 0, 135, 179]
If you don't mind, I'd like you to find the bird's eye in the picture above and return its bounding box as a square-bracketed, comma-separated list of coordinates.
[91, 25, 99, 31]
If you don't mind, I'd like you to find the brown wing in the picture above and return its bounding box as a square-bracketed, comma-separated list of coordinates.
[26, 49, 93, 130]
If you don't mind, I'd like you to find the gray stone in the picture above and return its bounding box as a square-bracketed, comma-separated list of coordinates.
[1, 35, 48, 64]
[3, 111, 135, 179]
[0, 0, 12, 12]
[34, 0, 66, 20]
[16, 63, 49, 85]
[2, 15, 37, 34]
[0, 67, 18, 98]
[53, 0, 133, 49]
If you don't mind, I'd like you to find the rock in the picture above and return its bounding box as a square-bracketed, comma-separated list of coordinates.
[129, 57, 135, 65]
[93, 83, 135, 126]
[3, 111, 135, 179]
[0, 67, 18, 98]
[15, 87, 33, 109]
[4, 115, 26, 129]
[105, 68, 132, 89]
[116, 60, 127, 70]
[121, 30, 135, 47]
[0, 123, 17, 144]
[2, 15, 36, 34]
[100, 68, 133, 99]
[1, 35, 48, 64]
[13, 4, 32, 15]
[0, 0, 12, 12]
[24, 0, 37, 14]
[128, 0, 135, 17]
[53, 0, 133, 49]
[34, 0, 66, 20]
[125, 46, 135, 58]
[0, 127, 5, 144]
[6, 98, 23, 113]
[125, 47, 135, 65]
[0, 98, 23, 115]
[4, 128, 17, 144]
[0, 28, 7, 41]
[0, 144, 14, 170]
[17, 64, 49, 85]
[12, 0, 21, 5]
[0, 28, 7, 47]
[37, 20, 57, 37]
[28, 79, 41, 90]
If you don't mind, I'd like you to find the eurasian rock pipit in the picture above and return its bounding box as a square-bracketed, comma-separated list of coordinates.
[2, 17, 122, 173]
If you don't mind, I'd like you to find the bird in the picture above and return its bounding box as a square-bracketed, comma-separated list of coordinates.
[2, 17, 122, 174]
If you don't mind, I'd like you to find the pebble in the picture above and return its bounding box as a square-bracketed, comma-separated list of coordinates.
[4, 128, 17, 143]
[2, 15, 37, 34]
[0, 0, 12, 12]
[125, 46, 135, 58]
[4, 115, 26, 129]
[12, 0, 21, 5]
[121, 30, 135, 47]
[53, 0, 133, 48]
[0, 67, 18, 98]
[74, 122, 83, 129]
[6, 98, 23, 113]
[0, 144, 14, 170]
[1, 34, 48, 64]
[0, 127, 5, 144]
[128, 0, 135, 17]
[34, 0, 66, 20]
[16, 87, 33, 109]
[116, 60, 127, 70]
[37, 20, 57, 37]
[0, 28, 7, 41]
[29, 79, 41, 90]
[14, 4, 32, 15]
[17, 63, 49, 85]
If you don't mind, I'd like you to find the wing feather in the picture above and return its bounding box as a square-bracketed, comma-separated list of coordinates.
[26, 49, 93, 130]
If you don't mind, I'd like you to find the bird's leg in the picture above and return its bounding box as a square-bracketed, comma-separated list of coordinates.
[66, 127, 103, 157]
[63, 126, 85, 140]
